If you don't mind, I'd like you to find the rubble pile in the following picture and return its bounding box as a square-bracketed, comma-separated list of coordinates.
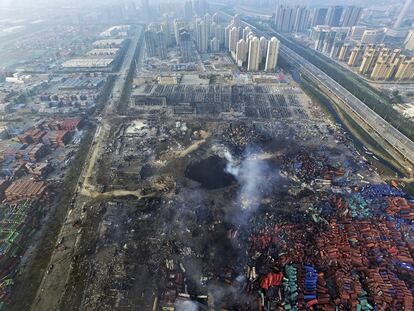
[282, 150, 345, 184]
[52, 114, 414, 311]
[223, 123, 269, 152]
[147, 140, 414, 311]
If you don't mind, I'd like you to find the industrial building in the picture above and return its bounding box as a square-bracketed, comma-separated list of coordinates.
[100, 25, 130, 37]
[62, 58, 115, 71]
[92, 39, 125, 48]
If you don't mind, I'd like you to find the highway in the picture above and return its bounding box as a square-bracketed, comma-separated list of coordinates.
[219, 10, 414, 170]
[279, 43, 414, 168]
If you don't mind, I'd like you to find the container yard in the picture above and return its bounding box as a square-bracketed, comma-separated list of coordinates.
[0, 200, 46, 307]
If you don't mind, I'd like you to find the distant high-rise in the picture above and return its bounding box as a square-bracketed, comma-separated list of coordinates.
[229, 26, 240, 55]
[265, 37, 280, 72]
[326, 6, 344, 27]
[370, 48, 401, 80]
[311, 8, 328, 27]
[184, 1, 193, 19]
[348, 45, 363, 66]
[338, 44, 350, 61]
[395, 57, 414, 80]
[313, 27, 328, 51]
[192, 0, 207, 15]
[179, 29, 193, 63]
[323, 27, 349, 55]
[359, 47, 378, 74]
[144, 30, 158, 57]
[350, 26, 367, 40]
[174, 20, 187, 45]
[330, 42, 343, 58]
[259, 37, 268, 63]
[274, 5, 311, 33]
[247, 37, 261, 71]
[390, 49, 402, 63]
[147, 23, 160, 32]
[293, 6, 310, 33]
[404, 30, 414, 51]
[236, 39, 248, 66]
[200, 0, 208, 15]
[243, 27, 252, 40]
[192, 0, 200, 15]
[370, 56, 390, 80]
[341, 6, 362, 27]
[196, 19, 209, 52]
[225, 25, 232, 49]
[210, 37, 220, 52]
[204, 13, 212, 39]
[394, 0, 413, 28]
[157, 31, 167, 59]
[212, 13, 220, 24]
[322, 30, 337, 54]
[210, 22, 218, 43]
[361, 29, 386, 45]
[213, 24, 225, 48]
[275, 5, 295, 32]
[232, 14, 241, 27]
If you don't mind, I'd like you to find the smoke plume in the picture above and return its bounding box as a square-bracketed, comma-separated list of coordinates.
[175, 299, 199, 311]
[223, 146, 279, 224]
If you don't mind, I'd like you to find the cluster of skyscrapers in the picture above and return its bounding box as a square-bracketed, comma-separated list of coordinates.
[194, 13, 225, 53]
[144, 12, 280, 72]
[172, 13, 226, 62]
[311, 25, 388, 57]
[308, 24, 414, 81]
[274, 5, 362, 33]
[144, 24, 169, 60]
[337, 45, 414, 81]
[226, 16, 280, 72]
[184, 0, 209, 19]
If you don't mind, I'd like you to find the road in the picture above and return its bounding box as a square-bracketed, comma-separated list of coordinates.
[31, 26, 143, 311]
[219, 10, 414, 172]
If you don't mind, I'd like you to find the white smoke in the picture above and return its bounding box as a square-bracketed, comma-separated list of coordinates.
[175, 299, 199, 311]
[223, 147, 276, 212]
[224, 150, 239, 177]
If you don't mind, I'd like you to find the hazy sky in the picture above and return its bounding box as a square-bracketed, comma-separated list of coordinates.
[0, 0, 407, 9]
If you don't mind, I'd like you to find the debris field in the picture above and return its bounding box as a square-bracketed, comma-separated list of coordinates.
[55, 80, 414, 310]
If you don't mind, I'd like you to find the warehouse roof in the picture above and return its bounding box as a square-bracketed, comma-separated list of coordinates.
[62, 58, 114, 68]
